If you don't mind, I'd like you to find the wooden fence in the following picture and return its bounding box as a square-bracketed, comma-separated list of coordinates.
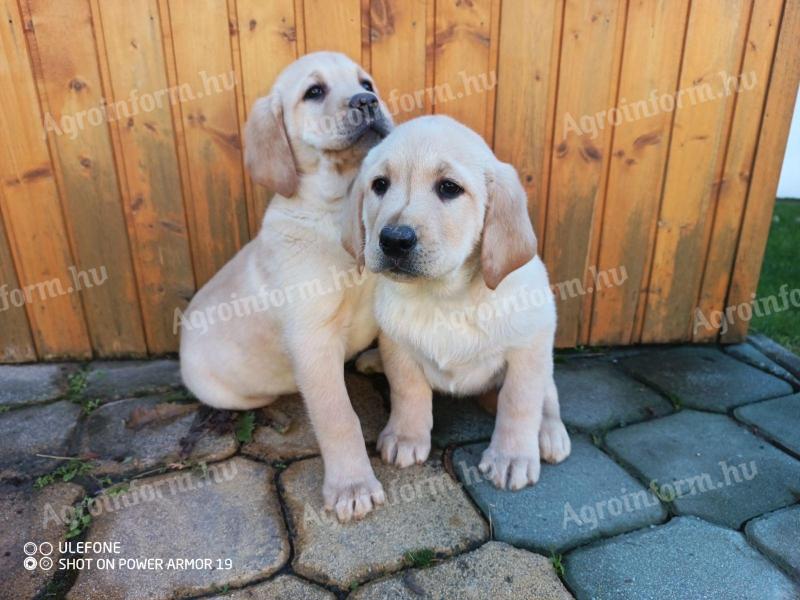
[1, 0, 798, 362]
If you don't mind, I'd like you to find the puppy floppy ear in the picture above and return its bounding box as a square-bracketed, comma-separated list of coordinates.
[341, 174, 366, 270]
[244, 93, 298, 197]
[481, 162, 537, 290]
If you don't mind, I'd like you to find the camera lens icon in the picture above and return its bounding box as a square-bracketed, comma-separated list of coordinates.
[23, 542, 38, 556]
[39, 557, 54, 571]
[23, 556, 37, 571]
[39, 542, 53, 556]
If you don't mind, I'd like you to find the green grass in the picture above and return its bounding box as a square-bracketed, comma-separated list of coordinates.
[751, 199, 800, 354]
[404, 548, 436, 569]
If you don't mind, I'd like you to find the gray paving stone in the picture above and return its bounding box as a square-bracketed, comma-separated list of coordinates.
[564, 517, 799, 600]
[68, 457, 289, 600]
[0, 482, 84, 600]
[619, 346, 793, 411]
[555, 360, 672, 431]
[351, 541, 573, 600]
[749, 334, 800, 381]
[0, 401, 82, 481]
[205, 575, 335, 599]
[242, 373, 387, 461]
[84, 359, 182, 400]
[724, 343, 800, 387]
[605, 410, 800, 528]
[0, 363, 73, 407]
[735, 394, 800, 457]
[746, 505, 800, 581]
[431, 395, 495, 447]
[79, 395, 237, 477]
[281, 456, 488, 588]
[452, 437, 667, 553]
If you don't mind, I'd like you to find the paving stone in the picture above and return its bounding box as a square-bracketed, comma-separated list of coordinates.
[452, 437, 666, 553]
[281, 456, 488, 588]
[555, 360, 672, 431]
[724, 343, 800, 388]
[84, 360, 182, 400]
[431, 395, 495, 447]
[749, 334, 800, 381]
[79, 395, 237, 477]
[564, 516, 799, 600]
[67, 457, 289, 600]
[0, 482, 84, 600]
[351, 541, 573, 599]
[735, 394, 800, 457]
[206, 575, 335, 599]
[0, 401, 82, 481]
[619, 346, 793, 411]
[242, 373, 387, 461]
[746, 505, 800, 581]
[0, 363, 73, 407]
[605, 410, 800, 528]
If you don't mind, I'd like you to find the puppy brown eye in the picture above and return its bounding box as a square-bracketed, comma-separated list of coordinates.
[371, 177, 390, 196]
[360, 80, 374, 92]
[303, 84, 326, 101]
[436, 179, 463, 200]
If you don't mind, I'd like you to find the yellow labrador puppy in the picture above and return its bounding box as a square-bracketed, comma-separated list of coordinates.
[343, 115, 571, 490]
[181, 52, 392, 521]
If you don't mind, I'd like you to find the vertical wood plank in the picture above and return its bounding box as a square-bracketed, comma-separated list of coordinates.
[694, 0, 784, 342]
[0, 0, 92, 359]
[641, 0, 752, 343]
[433, 0, 496, 140]
[94, 0, 195, 354]
[492, 0, 562, 247]
[369, 0, 428, 123]
[544, 0, 627, 347]
[589, 0, 689, 345]
[0, 201, 36, 362]
[723, 0, 800, 342]
[303, 0, 361, 60]
[235, 0, 298, 231]
[166, 0, 248, 286]
[26, 0, 147, 356]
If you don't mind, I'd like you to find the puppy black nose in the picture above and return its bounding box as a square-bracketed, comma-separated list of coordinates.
[380, 225, 417, 258]
[349, 92, 378, 114]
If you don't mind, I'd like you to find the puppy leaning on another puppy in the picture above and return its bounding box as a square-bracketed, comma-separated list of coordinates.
[343, 115, 571, 490]
[181, 52, 392, 522]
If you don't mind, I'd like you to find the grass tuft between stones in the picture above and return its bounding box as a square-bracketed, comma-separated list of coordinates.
[550, 552, 565, 577]
[404, 548, 436, 569]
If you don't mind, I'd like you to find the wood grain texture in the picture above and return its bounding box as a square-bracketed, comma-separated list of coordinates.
[641, 0, 752, 343]
[165, 0, 248, 287]
[493, 0, 562, 249]
[235, 0, 298, 232]
[694, 0, 783, 342]
[26, 0, 147, 356]
[0, 201, 36, 362]
[589, 0, 689, 345]
[303, 0, 362, 60]
[1, 0, 92, 359]
[433, 0, 496, 140]
[723, 0, 800, 342]
[369, 0, 429, 124]
[95, 0, 195, 353]
[544, 0, 627, 347]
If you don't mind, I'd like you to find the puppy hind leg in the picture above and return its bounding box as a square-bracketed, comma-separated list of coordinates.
[355, 347, 384, 374]
[539, 378, 571, 464]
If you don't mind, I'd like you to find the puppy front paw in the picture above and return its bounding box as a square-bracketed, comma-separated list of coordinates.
[323, 472, 385, 523]
[377, 425, 431, 468]
[479, 445, 541, 491]
[539, 416, 571, 464]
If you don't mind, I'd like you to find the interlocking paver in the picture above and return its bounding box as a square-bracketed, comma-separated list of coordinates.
[351, 541, 573, 599]
[724, 343, 800, 387]
[67, 457, 288, 600]
[84, 360, 182, 400]
[205, 575, 335, 599]
[0, 363, 72, 407]
[619, 346, 793, 411]
[281, 456, 488, 588]
[746, 505, 800, 581]
[555, 359, 672, 431]
[564, 516, 799, 600]
[452, 437, 667, 553]
[735, 393, 800, 457]
[606, 410, 800, 528]
[431, 395, 495, 447]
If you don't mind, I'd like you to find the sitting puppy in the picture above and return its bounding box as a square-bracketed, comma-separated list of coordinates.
[181, 52, 392, 521]
[342, 115, 570, 490]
